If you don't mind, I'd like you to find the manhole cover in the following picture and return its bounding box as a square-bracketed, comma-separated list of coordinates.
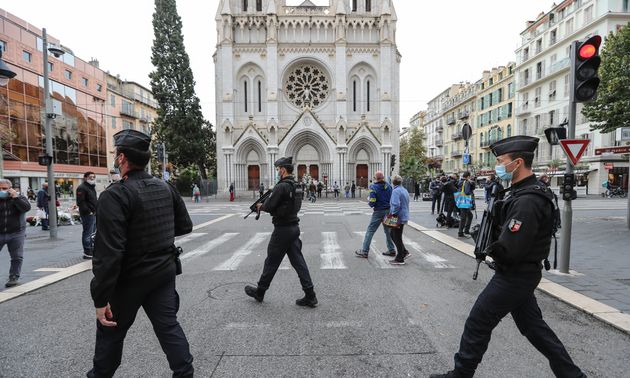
[207, 282, 252, 300]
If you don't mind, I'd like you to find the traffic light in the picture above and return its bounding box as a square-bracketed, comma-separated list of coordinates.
[571, 35, 602, 103]
[390, 154, 396, 169]
[562, 173, 578, 201]
[38, 154, 52, 166]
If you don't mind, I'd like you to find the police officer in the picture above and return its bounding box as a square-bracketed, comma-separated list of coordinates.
[88, 130, 194, 377]
[244, 157, 317, 307]
[431, 136, 585, 378]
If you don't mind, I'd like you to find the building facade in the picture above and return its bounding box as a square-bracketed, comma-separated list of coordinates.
[514, 0, 630, 193]
[441, 83, 477, 173]
[423, 87, 450, 171]
[214, 0, 401, 191]
[0, 9, 109, 194]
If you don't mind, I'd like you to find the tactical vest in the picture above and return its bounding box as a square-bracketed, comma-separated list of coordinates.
[121, 176, 176, 255]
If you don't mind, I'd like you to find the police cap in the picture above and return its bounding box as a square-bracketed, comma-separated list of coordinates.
[490, 136, 539, 157]
[274, 156, 293, 168]
[113, 129, 151, 152]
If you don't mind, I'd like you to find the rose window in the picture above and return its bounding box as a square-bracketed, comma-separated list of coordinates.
[284, 64, 330, 108]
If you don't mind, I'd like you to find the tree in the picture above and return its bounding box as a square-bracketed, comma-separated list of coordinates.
[583, 25, 630, 133]
[149, 0, 215, 179]
[399, 127, 427, 180]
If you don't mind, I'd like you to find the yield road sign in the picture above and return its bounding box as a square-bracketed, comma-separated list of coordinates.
[560, 139, 590, 166]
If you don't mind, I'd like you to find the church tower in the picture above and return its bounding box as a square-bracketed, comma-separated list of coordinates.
[215, 0, 400, 191]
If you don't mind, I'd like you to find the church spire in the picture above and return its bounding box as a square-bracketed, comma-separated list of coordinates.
[267, 0, 277, 14]
[334, 0, 348, 15]
[220, 0, 232, 15]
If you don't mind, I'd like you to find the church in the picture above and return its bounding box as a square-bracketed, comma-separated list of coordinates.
[214, 0, 400, 192]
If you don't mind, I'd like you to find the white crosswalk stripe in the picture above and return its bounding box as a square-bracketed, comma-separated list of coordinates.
[175, 233, 206, 246]
[403, 237, 452, 269]
[213, 233, 271, 271]
[320, 232, 347, 269]
[180, 233, 239, 261]
[354, 231, 394, 269]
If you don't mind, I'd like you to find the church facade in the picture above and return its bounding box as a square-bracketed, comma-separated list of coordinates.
[214, 0, 400, 191]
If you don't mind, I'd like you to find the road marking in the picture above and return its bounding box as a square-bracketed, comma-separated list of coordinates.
[355, 232, 393, 269]
[213, 233, 271, 271]
[181, 233, 239, 261]
[320, 232, 347, 269]
[33, 268, 65, 272]
[192, 214, 234, 231]
[175, 232, 207, 246]
[403, 237, 451, 269]
[0, 261, 92, 304]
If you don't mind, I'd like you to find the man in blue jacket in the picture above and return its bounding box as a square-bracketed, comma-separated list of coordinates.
[457, 172, 474, 238]
[355, 171, 397, 258]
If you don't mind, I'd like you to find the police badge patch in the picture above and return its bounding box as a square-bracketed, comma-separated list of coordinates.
[508, 219, 522, 232]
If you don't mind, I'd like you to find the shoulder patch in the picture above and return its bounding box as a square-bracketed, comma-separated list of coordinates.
[508, 219, 522, 232]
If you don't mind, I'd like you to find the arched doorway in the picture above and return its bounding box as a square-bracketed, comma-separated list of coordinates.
[296, 144, 319, 181]
[355, 148, 370, 188]
[246, 150, 260, 190]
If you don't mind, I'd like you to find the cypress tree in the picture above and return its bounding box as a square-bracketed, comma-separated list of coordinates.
[149, 0, 214, 179]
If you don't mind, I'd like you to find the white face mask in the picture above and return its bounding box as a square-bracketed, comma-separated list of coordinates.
[87, 179, 96, 185]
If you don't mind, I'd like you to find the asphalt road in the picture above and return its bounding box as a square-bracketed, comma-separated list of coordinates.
[1, 201, 629, 377]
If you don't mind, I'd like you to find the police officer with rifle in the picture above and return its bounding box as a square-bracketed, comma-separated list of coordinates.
[431, 136, 585, 378]
[244, 157, 317, 307]
[88, 130, 194, 377]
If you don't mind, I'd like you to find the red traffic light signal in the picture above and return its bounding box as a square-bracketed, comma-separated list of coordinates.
[571, 35, 602, 103]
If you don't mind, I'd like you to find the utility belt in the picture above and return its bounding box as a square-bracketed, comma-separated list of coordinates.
[151, 244, 183, 275]
[494, 261, 542, 274]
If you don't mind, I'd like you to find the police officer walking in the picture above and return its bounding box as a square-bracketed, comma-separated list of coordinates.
[431, 136, 585, 378]
[244, 157, 317, 308]
[88, 129, 194, 377]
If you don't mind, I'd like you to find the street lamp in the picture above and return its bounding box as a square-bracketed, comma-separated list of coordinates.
[42, 28, 65, 239]
[0, 46, 17, 179]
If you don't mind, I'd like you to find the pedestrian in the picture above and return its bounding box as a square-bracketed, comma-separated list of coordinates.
[539, 174, 550, 187]
[76, 172, 98, 259]
[88, 129, 194, 377]
[414, 181, 420, 201]
[192, 184, 201, 203]
[333, 181, 340, 199]
[351, 181, 356, 198]
[245, 157, 317, 308]
[259, 182, 265, 198]
[344, 182, 351, 198]
[27, 187, 35, 202]
[456, 172, 474, 238]
[387, 175, 410, 265]
[430, 177, 443, 214]
[431, 136, 586, 378]
[229, 182, 235, 202]
[441, 176, 457, 227]
[317, 181, 323, 198]
[309, 181, 317, 202]
[36, 182, 50, 231]
[0, 179, 31, 288]
[354, 171, 397, 259]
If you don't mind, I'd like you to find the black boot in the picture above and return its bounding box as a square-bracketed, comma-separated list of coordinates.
[296, 288, 318, 308]
[430, 370, 465, 378]
[244, 285, 265, 302]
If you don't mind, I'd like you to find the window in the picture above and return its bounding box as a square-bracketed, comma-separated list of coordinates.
[550, 53, 557, 66]
[366, 80, 371, 112]
[566, 18, 574, 34]
[244, 81, 248, 113]
[549, 80, 557, 99]
[20, 50, 32, 63]
[64, 70, 72, 80]
[80, 78, 87, 87]
[0, 40, 6, 53]
[507, 124, 512, 138]
[584, 6, 593, 24]
[508, 82, 515, 99]
[536, 39, 542, 54]
[257, 80, 262, 112]
[256, 0, 262, 12]
[563, 74, 569, 97]
[536, 61, 543, 80]
[96, 84, 102, 92]
[352, 0, 357, 12]
[550, 29, 557, 46]
[111, 116, 116, 129]
[534, 115, 541, 134]
[549, 110, 556, 126]
[122, 120, 134, 130]
[242, 0, 248, 11]
[366, 0, 371, 12]
[48, 62, 54, 72]
[110, 94, 115, 106]
[523, 47, 529, 62]
[521, 118, 528, 135]
[353, 80, 357, 112]
[624, 0, 629, 12]
[522, 92, 529, 110]
[489, 77, 494, 86]
[523, 69, 530, 85]
[535, 87, 541, 107]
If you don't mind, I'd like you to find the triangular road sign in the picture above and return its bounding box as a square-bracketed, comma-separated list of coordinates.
[559, 139, 590, 166]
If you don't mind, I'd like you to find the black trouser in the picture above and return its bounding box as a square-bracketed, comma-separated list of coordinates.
[88, 276, 193, 378]
[432, 193, 441, 213]
[454, 271, 585, 378]
[351, 191, 355, 198]
[390, 224, 407, 262]
[444, 199, 455, 224]
[257, 224, 314, 291]
[458, 208, 473, 235]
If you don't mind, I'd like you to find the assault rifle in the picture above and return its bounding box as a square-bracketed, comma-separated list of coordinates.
[471, 185, 500, 280]
[244, 189, 272, 220]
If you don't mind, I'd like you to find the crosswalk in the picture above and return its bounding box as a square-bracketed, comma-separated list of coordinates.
[175, 230, 457, 272]
[187, 202, 374, 217]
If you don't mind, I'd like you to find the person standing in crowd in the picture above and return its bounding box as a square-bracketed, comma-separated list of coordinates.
[388, 175, 410, 265]
[76, 172, 98, 259]
[351, 181, 356, 199]
[456, 172, 474, 238]
[229, 182, 235, 202]
[192, 184, 201, 203]
[431, 136, 586, 378]
[317, 181, 323, 198]
[539, 174, 550, 187]
[354, 171, 397, 259]
[88, 130, 194, 377]
[413, 181, 420, 202]
[333, 181, 340, 199]
[245, 157, 317, 308]
[344, 182, 351, 198]
[0, 179, 31, 288]
[441, 176, 457, 227]
[309, 181, 317, 202]
[36, 182, 50, 231]
[430, 177, 443, 214]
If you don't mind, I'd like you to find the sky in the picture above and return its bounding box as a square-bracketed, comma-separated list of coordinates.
[0, 0, 553, 127]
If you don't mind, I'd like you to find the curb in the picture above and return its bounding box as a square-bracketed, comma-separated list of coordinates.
[406, 221, 630, 335]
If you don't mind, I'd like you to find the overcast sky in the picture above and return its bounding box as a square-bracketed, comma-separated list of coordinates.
[1, 0, 552, 127]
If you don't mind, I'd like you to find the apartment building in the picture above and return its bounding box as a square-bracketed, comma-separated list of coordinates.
[514, 0, 630, 193]
[441, 83, 477, 173]
[423, 87, 452, 172]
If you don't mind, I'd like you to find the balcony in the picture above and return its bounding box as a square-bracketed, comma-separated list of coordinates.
[120, 106, 138, 118]
[480, 139, 499, 149]
[451, 150, 463, 158]
[435, 138, 444, 147]
[516, 103, 531, 116]
[436, 125, 444, 133]
[447, 115, 456, 125]
[433, 154, 444, 161]
[139, 115, 151, 123]
[458, 110, 470, 120]
[451, 132, 463, 141]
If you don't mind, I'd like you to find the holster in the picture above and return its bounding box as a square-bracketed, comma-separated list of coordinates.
[173, 246, 183, 275]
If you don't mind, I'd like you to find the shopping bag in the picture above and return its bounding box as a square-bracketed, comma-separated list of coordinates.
[455, 183, 473, 209]
[382, 214, 400, 228]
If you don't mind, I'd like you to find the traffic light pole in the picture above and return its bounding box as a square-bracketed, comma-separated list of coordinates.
[43, 29, 58, 239]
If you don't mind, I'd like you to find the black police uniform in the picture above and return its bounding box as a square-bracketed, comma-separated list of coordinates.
[88, 130, 194, 378]
[245, 157, 316, 306]
[434, 136, 585, 378]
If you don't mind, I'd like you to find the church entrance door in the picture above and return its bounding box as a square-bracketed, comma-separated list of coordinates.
[356, 164, 369, 188]
[309, 165, 319, 181]
[298, 165, 307, 181]
[248, 165, 260, 190]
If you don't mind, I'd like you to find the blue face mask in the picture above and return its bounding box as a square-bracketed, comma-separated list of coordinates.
[0, 190, 9, 199]
[275, 169, 281, 183]
[495, 160, 518, 181]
